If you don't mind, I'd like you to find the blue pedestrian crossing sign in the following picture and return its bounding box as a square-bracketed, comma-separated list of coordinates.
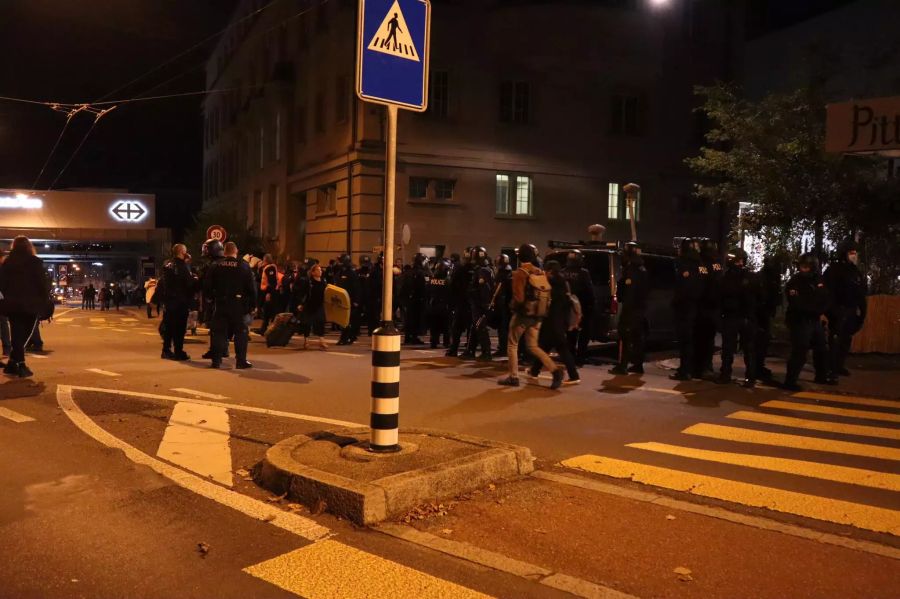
[356, 0, 431, 112]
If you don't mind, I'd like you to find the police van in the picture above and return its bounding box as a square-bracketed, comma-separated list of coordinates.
[545, 240, 677, 343]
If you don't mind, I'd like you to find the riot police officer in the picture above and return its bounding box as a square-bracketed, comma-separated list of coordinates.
[205, 242, 256, 369]
[756, 254, 784, 382]
[199, 239, 227, 361]
[717, 249, 759, 387]
[823, 239, 867, 377]
[357, 256, 374, 336]
[561, 249, 595, 366]
[468, 246, 495, 361]
[159, 243, 196, 361]
[783, 253, 832, 391]
[427, 259, 452, 348]
[670, 238, 703, 381]
[402, 253, 429, 345]
[694, 239, 722, 379]
[610, 242, 649, 375]
[335, 254, 361, 345]
[493, 253, 513, 357]
[446, 247, 474, 357]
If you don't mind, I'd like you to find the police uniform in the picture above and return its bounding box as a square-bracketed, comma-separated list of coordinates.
[205, 255, 256, 368]
[694, 243, 722, 378]
[823, 242, 866, 377]
[426, 262, 451, 348]
[670, 241, 703, 380]
[159, 256, 197, 359]
[783, 264, 831, 389]
[611, 251, 649, 374]
[335, 258, 361, 345]
[755, 257, 783, 381]
[561, 253, 595, 365]
[402, 256, 429, 344]
[468, 253, 495, 360]
[718, 254, 760, 385]
[446, 253, 475, 357]
[493, 258, 513, 356]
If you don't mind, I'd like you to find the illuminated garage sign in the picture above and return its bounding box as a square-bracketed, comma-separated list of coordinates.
[109, 200, 148, 223]
[0, 193, 43, 209]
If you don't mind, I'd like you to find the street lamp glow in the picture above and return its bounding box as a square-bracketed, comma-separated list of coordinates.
[648, 0, 671, 6]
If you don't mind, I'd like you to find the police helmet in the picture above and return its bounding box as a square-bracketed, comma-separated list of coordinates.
[678, 237, 695, 256]
[414, 252, 427, 266]
[729, 248, 748, 264]
[567, 249, 583, 266]
[339, 253, 352, 266]
[472, 246, 488, 262]
[798, 253, 819, 271]
[462, 247, 473, 261]
[496, 253, 511, 267]
[360, 255, 372, 266]
[206, 239, 225, 259]
[836, 238, 858, 259]
[517, 243, 538, 264]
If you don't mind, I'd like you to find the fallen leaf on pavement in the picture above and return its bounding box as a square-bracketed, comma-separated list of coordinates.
[312, 499, 327, 516]
[266, 493, 287, 503]
[236, 468, 250, 477]
[488, 483, 496, 492]
[286, 503, 304, 512]
[441, 529, 453, 535]
[674, 567, 693, 582]
[197, 542, 210, 558]
[534, 528, 548, 534]
[666, 515, 676, 521]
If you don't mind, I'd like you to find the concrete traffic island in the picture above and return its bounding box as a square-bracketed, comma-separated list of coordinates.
[255, 427, 534, 526]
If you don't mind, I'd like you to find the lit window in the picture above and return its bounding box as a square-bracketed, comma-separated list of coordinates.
[607, 183, 620, 220]
[495, 174, 509, 214]
[496, 173, 532, 216]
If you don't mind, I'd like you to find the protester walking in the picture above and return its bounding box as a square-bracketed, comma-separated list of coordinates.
[528, 260, 580, 384]
[297, 263, 328, 350]
[498, 244, 564, 390]
[0, 236, 51, 378]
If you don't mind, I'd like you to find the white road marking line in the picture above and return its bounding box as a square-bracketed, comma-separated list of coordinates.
[109, 328, 128, 332]
[65, 385, 364, 428]
[728, 410, 900, 441]
[86, 368, 121, 377]
[28, 354, 48, 359]
[0, 407, 35, 423]
[793, 391, 899, 410]
[171, 388, 229, 401]
[157, 402, 233, 487]
[761, 400, 900, 424]
[54, 307, 79, 318]
[56, 385, 330, 541]
[140, 332, 158, 336]
[55, 318, 74, 323]
[616, 385, 694, 396]
[69, 324, 82, 327]
[328, 351, 363, 358]
[120, 318, 139, 322]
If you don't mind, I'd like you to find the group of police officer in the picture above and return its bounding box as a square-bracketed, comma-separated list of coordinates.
[665, 237, 866, 390]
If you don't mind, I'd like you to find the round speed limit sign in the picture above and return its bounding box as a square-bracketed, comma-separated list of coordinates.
[206, 225, 227, 242]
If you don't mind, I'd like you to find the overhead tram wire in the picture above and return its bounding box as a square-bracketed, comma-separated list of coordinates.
[32, 104, 89, 189]
[47, 106, 117, 191]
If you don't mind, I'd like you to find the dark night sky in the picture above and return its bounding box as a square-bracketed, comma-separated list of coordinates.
[0, 0, 855, 230]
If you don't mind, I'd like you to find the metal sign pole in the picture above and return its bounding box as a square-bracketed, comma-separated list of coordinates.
[370, 103, 401, 453]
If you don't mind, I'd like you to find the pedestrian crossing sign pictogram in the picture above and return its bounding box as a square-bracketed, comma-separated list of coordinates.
[367, 1, 420, 62]
[357, 0, 430, 111]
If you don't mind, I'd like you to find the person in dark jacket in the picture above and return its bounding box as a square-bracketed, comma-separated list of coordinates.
[823, 239, 867, 377]
[670, 238, 704, 381]
[402, 253, 429, 345]
[717, 249, 759, 387]
[298, 263, 328, 350]
[468, 247, 495, 361]
[427, 259, 452, 348]
[493, 253, 513, 357]
[783, 253, 833, 391]
[0, 236, 51, 378]
[610, 243, 649, 375]
[333, 254, 361, 345]
[206, 242, 257, 369]
[755, 254, 783, 382]
[529, 261, 580, 383]
[159, 243, 196, 361]
[446, 248, 475, 357]
[561, 249, 595, 366]
[693, 239, 722, 379]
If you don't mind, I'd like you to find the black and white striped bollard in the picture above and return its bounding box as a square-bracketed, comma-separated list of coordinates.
[370, 326, 401, 452]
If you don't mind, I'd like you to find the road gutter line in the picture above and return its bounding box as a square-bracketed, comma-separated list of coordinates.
[377, 523, 638, 599]
[56, 385, 330, 541]
[86, 368, 121, 377]
[532, 470, 900, 561]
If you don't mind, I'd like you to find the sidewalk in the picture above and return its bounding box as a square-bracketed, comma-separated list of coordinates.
[397, 470, 899, 599]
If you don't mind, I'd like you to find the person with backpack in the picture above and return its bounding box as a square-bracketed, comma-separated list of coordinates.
[528, 260, 580, 384]
[498, 243, 564, 390]
[0, 236, 51, 378]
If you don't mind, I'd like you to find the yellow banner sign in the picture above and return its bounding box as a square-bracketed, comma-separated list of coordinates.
[826, 96, 900, 154]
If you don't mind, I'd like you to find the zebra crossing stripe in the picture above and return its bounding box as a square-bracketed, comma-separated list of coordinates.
[371, 329, 402, 452]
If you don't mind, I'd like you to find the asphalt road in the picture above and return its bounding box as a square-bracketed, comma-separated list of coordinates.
[0, 304, 896, 598]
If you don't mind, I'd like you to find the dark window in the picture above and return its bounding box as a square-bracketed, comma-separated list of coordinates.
[316, 184, 337, 214]
[611, 95, 642, 135]
[409, 177, 428, 200]
[429, 70, 449, 118]
[296, 104, 307, 144]
[435, 179, 455, 200]
[315, 91, 325, 134]
[500, 81, 530, 124]
[335, 76, 350, 123]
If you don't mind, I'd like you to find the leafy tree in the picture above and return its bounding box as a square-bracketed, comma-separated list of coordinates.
[687, 83, 899, 292]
